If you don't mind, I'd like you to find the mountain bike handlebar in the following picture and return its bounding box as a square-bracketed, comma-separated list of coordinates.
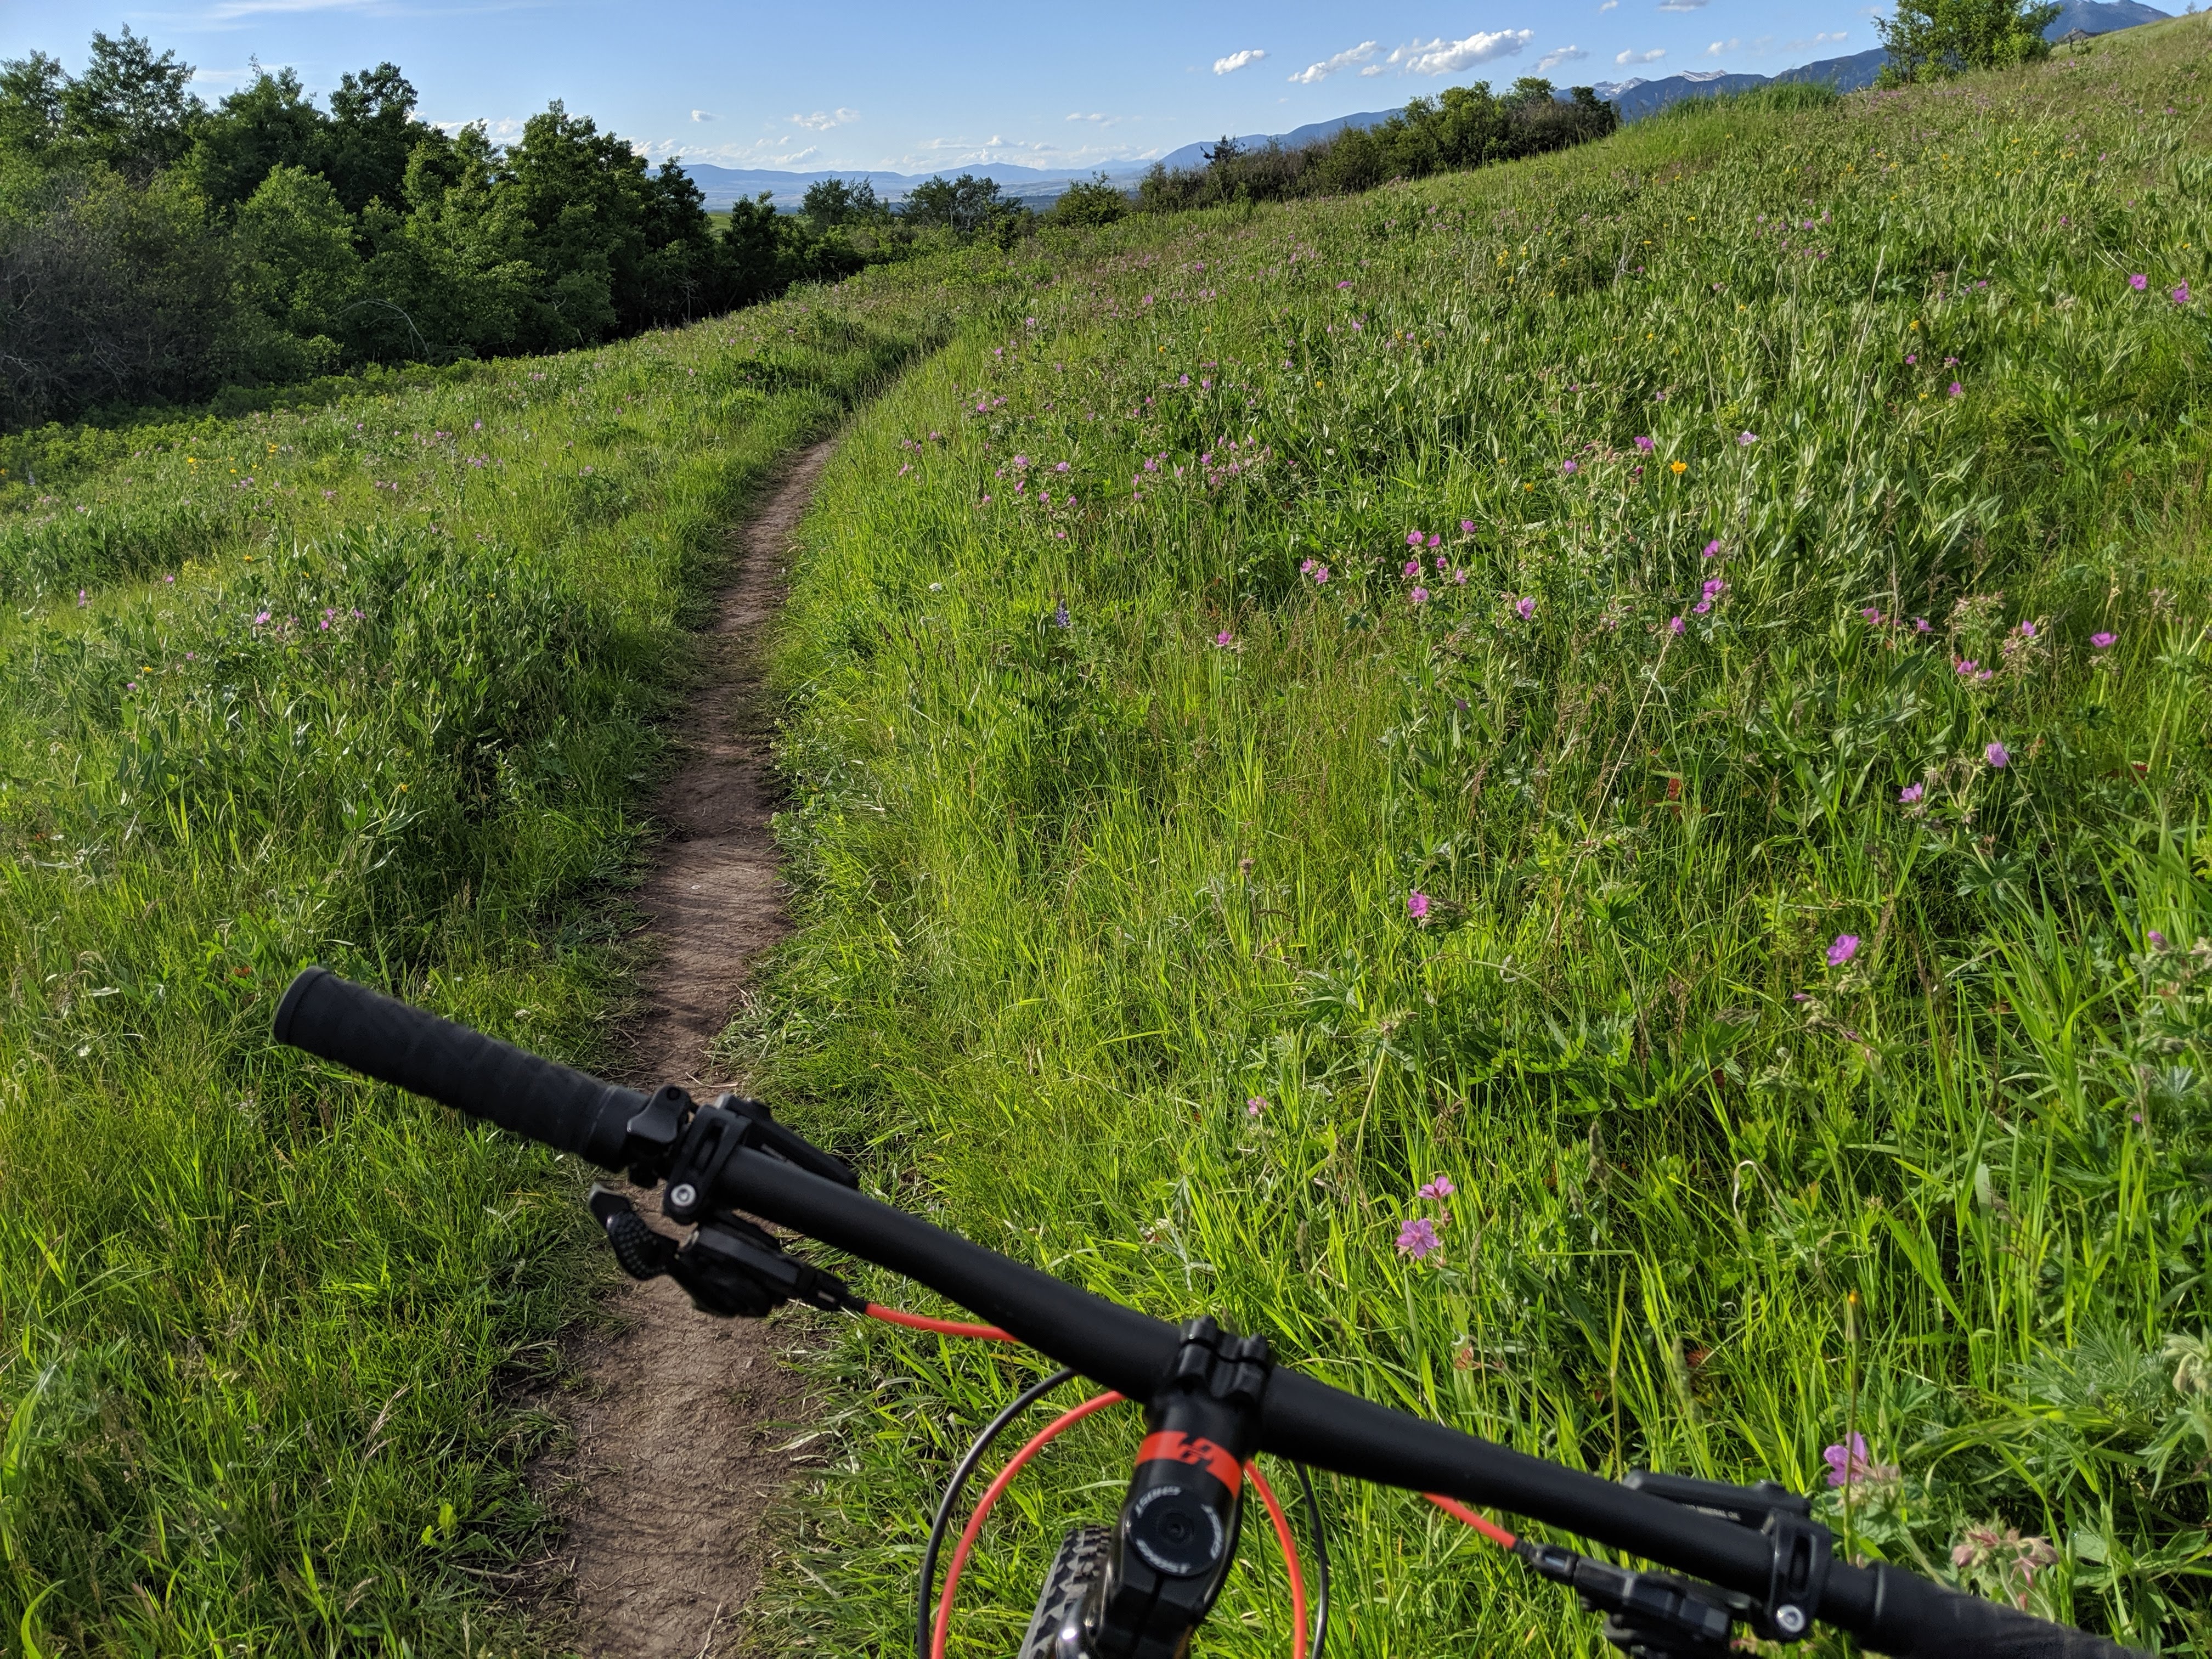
[273, 968, 2139, 1658]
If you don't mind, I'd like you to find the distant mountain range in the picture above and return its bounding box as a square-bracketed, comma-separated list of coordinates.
[1587, 0, 2166, 119]
[680, 0, 2168, 210]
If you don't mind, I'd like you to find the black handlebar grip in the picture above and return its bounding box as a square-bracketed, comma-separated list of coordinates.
[273, 967, 644, 1170]
[1856, 1564, 2146, 1658]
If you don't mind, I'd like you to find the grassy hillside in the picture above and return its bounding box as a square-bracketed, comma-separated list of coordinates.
[0, 258, 1013, 1650]
[754, 20, 2212, 1656]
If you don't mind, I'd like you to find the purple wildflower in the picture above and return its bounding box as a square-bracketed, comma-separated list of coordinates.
[1418, 1176, 1457, 1200]
[1396, 1217, 1441, 1260]
[1407, 530, 1424, 548]
[1515, 596, 1536, 620]
[1948, 382, 1963, 397]
[1246, 1096, 1266, 1118]
[2090, 630, 2115, 648]
[1669, 615, 1685, 635]
[1411, 586, 1430, 605]
[1899, 783, 1924, 804]
[1214, 630, 1233, 647]
[1407, 890, 1431, 922]
[1828, 934, 1860, 968]
[1562, 460, 1579, 474]
[1822, 1434, 1895, 1488]
[1702, 540, 1720, 558]
[1985, 741, 2010, 769]
[2129, 273, 2148, 291]
[2175, 284, 2192, 306]
[1459, 518, 1476, 534]
[1635, 435, 1656, 453]
[1738, 431, 1758, 445]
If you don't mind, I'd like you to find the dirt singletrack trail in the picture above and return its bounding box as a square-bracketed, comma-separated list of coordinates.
[549, 438, 834, 1659]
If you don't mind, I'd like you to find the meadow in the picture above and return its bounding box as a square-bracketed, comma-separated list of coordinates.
[2, 18, 2210, 1659]
[746, 22, 2212, 1657]
[0, 260, 1002, 1650]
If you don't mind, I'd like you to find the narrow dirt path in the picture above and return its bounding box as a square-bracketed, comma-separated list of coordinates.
[549, 439, 834, 1659]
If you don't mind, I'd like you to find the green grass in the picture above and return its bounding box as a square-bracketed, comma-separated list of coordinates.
[0, 256, 1014, 1651]
[748, 20, 2212, 1656]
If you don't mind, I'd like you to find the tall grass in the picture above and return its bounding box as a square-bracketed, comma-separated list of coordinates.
[0, 260, 1003, 1650]
[752, 19, 2212, 1655]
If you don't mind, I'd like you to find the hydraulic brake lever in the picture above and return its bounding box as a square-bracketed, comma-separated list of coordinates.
[589, 1186, 862, 1318]
[584, 1085, 867, 1319]
[1512, 1472, 1832, 1657]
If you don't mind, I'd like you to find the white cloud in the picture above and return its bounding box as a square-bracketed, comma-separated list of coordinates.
[1816, 30, 1848, 41]
[1389, 29, 1534, 75]
[1656, 0, 1707, 10]
[1703, 38, 1739, 55]
[1066, 111, 1111, 122]
[1289, 40, 1379, 83]
[1359, 63, 1385, 75]
[1538, 44, 1590, 70]
[1616, 47, 1667, 63]
[690, 109, 715, 122]
[1214, 48, 1267, 74]
[790, 108, 859, 131]
[1599, 1, 1618, 10]
[631, 134, 820, 166]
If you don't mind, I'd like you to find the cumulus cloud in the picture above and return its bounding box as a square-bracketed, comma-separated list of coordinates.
[1616, 47, 1666, 63]
[1359, 63, 1384, 74]
[1389, 29, 1534, 75]
[789, 108, 859, 131]
[1214, 48, 1267, 74]
[1538, 43, 1589, 70]
[1703, 38, 1739, 55]
[1599, 2, 1618, 11]
[690, 109, 715, 121]
[1289, 40, 1378, 83]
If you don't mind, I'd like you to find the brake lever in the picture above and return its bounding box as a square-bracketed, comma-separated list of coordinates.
[588, 1185, 862, 1320]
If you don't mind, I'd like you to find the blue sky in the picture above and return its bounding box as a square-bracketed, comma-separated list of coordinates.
[7, 1, 1875, 173]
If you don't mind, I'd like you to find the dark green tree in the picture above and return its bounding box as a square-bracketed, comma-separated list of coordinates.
[0, 53, 67, 162]
[799, 175, 889, 228]
[58, 28, 201, 178]
[1876, 0, 2062, 82]
[901, 172, 1024, 242]
[187, 65, 326, 210]
[319, 64, 436, 212]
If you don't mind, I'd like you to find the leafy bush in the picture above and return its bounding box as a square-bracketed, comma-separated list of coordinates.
[1048, 172, 1131, 228]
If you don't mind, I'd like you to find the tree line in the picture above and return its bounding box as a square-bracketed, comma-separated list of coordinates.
[1136, 79, 1617, 213]
[0, 32, 1621, 430]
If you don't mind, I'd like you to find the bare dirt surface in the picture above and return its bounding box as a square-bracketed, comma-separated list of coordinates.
[543, 439, 835, 1659]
